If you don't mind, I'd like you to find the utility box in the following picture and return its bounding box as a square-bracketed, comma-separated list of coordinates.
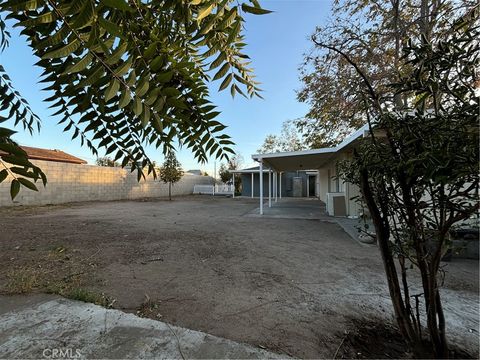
[326, 192, 346, 216]
[292, 177, 303, 197]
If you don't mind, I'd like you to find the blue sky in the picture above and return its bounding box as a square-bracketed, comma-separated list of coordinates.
[1, 0, 331, 172]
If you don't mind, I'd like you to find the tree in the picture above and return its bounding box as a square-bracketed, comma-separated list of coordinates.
[159, 151, 182, 201]
[219, 153, 242, 191]
[218, 163, 231, 184]
[333, 7, 479, 357]
[0, 0, 270, 199]
[257, 120, 306, 153]
[296, 0, 474, 148]
[95, 156, 119, 167]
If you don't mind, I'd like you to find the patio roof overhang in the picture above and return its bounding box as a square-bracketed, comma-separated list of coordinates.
[251, 124, 370, 171]
[252, 148, 337, 172]
[250, 124, 370, 215]
[229, 168, 269, 174]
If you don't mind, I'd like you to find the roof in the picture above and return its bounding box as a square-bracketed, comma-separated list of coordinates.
[229, 166, 269, 174]
[187, 169, 203, 175]
[251, 124, 369, 171]
[229, 166, 314, 174]
[6, 146, 87, 164]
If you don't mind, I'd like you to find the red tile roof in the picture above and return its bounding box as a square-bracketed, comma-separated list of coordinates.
[10, 146, 87, 164]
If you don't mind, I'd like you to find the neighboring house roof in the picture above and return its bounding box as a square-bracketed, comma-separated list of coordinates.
[187, 169, 203, 175]
[251, 124, 370, 171]
[8, 146, 87, 164]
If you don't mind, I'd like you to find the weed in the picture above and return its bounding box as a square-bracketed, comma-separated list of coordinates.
[63, 288, 115, 308]
[4, 267, 39, 294]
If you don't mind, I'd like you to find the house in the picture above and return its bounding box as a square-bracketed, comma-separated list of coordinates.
[230, 166, 319, 198]
[247, 125, 370, 217]
[187, 169, 203, 176]
[1, 146, 87, 165]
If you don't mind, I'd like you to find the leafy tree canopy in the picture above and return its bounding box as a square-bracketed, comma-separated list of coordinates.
[296, 0, 475, 147]
[159, 151, 182, 185]
[159, 150, 182, 200]
[337, 5, 479, 357]
[257, 120, 306, 153]
[95, 156, 119, 167]
[0, 0, 270, 199]
[218, 152, 242, 183]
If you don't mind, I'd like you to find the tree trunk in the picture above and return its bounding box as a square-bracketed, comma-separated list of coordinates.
[358, 166, 418, 345]
[169, 182, 172, 201]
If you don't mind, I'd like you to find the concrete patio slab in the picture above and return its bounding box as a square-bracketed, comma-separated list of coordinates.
[0, 294, 285, 359]
[244, 198, 375, 247]
[244, 198, 331, 220]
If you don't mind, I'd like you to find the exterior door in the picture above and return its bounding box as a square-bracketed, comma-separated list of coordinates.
[308, 175, 316, 197]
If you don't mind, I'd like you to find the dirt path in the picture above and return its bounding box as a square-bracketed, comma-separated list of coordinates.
[1, 196, 478, 358]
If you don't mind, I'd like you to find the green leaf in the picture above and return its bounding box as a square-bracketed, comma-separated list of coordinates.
[114, 57, 132, 77]
[98, 17, 124, 38]
[0, 127, 16, 138]
[99, 0, 134, 12]
[72, 0, 94, 29]
[157, 71, 173, 83]
[4, 0, 42, 11]
[141, 104, 150, 127]
[119, 88, 132, 108]
[0, 143, 26, 156]
[213, 62, 229, 80]
[10, 179, 20, 199]
[241, 4, 272, 15]
[0, 169, 8, 183]
[197, 3, 214, 22]
[163, 87, 181, 97]
[136, 76, 150, 97]
[218, 73, 233, 91]
[63, 53, 93, 74]
[209, 52, 226, 70]
[106, 42, 128, 65]
[35, 25, 70, 49]
[18, 177, 38, 191]
[16, 11, 55, 27]
[150, 56, 164, 72]
[42, 38, 81, 59]
[134, 97, 143, 116]
[105, 79, 120, 101]
[144, 42, 158, 59]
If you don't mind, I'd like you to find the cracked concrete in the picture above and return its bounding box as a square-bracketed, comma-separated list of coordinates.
[0, 294, 285, 359]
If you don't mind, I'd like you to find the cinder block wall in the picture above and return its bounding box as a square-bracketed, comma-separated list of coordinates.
[0, 160, 213, 206]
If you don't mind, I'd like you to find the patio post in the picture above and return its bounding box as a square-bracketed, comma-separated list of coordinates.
[274, 172, 278, 202]
[259, 160, 263, 215]
[268, 169, 272, 208]
[251, 172, 254, 198]
[279, 172, 282, 199]
[232, 173, 235, 198]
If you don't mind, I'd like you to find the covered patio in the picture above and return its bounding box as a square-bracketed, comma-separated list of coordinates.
[251, 125, 369, 216]
[244, 197, 329, 220]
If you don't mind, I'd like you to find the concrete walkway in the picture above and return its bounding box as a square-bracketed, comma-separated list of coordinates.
[0, 295, 285, 359]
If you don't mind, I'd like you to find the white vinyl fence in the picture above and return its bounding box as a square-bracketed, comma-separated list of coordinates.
[193, 184, 234, 195]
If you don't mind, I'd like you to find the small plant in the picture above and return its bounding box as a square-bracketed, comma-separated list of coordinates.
[63, 288, 116, 308]
[137, 294, 162, 319]
[4, 267, 39, 294]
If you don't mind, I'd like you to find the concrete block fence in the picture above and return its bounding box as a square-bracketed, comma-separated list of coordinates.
[0, 160, 213, 206]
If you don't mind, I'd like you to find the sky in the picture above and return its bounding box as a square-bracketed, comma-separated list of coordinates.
[1, 0, 332, 173]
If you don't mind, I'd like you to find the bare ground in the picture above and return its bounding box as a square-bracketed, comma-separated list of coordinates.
[0, 196, 478, 358]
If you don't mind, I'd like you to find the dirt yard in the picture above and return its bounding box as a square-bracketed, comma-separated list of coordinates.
[0, 196, 478, 358]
